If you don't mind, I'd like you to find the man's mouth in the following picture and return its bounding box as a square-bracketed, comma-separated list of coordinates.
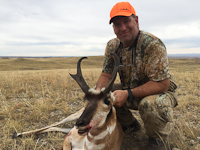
[121, 31, 129, 36]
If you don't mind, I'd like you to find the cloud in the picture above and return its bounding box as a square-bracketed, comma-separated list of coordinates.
[0, 0, 200, 56]
[164, 37, 200, 49]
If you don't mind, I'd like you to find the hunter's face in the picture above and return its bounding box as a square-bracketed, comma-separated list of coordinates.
[113, 16, 139, 47]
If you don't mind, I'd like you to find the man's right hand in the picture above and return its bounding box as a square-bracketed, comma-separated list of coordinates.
[113, 90, 128, 107]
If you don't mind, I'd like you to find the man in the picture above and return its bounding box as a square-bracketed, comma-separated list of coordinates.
[95, 2, 177, 150]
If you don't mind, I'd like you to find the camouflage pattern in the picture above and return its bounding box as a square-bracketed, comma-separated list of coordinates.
[112, 83, 177, 140]
[138, 92, 176, 139]
[102, 30, 177, 100]
[103, 31, 178, 139]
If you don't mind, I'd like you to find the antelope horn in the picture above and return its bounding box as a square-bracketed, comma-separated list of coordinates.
[69, 57, 90, 94]
[103, 52, 119, 94]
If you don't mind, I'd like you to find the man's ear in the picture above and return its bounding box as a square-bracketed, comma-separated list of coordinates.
[135, 16, 139, 28]
[135, 16, 139, 23]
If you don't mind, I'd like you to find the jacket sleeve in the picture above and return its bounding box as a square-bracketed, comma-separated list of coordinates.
[102, 38, 120, 73]
[143, 39, 170, 81]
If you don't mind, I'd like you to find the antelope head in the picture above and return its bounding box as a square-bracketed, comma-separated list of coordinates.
[69, 52, 119, 135]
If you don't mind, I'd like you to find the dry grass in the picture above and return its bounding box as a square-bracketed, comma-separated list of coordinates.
[0, 57, 200, 150]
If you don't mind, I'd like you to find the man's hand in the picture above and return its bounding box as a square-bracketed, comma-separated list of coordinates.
[113, 90, 128, 107]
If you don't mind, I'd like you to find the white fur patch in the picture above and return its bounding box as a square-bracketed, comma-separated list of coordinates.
[88, 121, 116, 141]
[88, 88, 101, 95]
[110, 92, 115, 102]
[96, 143, 106, 150]
[100, 87, 105, 92]
[86, 137, 105, 150]
[107, 122, 116, 134]
[88, 129, 107, 141]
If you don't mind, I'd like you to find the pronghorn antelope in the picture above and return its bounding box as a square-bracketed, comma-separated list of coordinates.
[13, 52, 124, 150]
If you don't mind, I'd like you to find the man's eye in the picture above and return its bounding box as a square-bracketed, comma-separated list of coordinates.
[124, 19, 130, 24]
[114, 24, 120, 27]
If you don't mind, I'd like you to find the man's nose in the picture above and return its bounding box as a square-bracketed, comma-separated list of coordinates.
[119, 23, 127, 31]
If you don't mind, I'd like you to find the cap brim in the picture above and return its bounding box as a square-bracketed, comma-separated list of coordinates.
[109, 12, 133, 24]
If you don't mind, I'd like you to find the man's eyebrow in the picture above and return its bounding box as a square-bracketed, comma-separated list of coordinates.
[124, 17, 130, 21]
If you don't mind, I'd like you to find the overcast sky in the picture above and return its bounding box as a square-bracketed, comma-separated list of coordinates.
[0, 0, 200, 56]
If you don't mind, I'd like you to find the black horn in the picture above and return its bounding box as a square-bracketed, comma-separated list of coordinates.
[69, 57, 90, 94]
[103, 52, 119, 95]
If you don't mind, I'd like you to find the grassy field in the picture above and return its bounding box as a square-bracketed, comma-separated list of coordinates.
[0, 57, 200, 150]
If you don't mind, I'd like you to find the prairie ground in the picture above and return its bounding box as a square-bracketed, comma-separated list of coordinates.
[0, 57, 199, 150]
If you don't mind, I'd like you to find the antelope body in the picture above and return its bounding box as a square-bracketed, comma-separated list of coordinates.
[13, 52, 124, 150]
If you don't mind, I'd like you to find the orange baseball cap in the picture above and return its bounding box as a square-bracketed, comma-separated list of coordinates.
[109, 2, 136, 24]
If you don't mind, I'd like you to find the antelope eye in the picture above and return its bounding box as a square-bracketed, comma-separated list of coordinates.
[104, 99, 110, 105]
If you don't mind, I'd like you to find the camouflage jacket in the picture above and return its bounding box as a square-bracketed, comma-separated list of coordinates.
[102, 30, 177, 92]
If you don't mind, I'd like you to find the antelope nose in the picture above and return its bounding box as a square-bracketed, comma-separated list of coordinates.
[76, 120, 84, 127]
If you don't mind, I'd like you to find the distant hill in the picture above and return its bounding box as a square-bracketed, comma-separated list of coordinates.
[0, 56, 105, 71]
[1, 53, 200, 59]
[168, 53, 200, 58]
